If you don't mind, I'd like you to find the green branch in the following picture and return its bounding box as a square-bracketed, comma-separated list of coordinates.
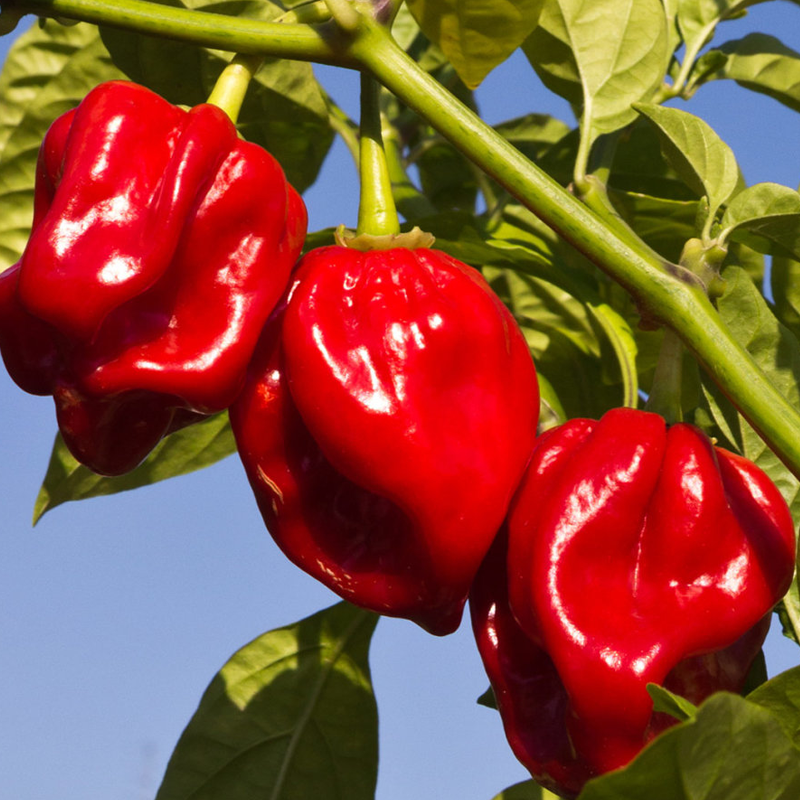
[7, 0, 355, 66]
[7, 0, 800, 479]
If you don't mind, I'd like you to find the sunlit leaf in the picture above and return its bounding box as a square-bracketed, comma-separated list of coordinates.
[34, 414, 236, 524]
[633, 103, 739, 221]
[406, 0, 545, 89]
[156, 603, 379, 800]
[647, 684, 698, 722]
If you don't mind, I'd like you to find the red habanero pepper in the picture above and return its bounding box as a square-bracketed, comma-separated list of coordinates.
[471, 407, 796, 797]
[231, 244, 539, 635]
[0, 81, 307, 475]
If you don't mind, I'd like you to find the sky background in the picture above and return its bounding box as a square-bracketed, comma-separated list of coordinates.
[2, 4, 800, 800]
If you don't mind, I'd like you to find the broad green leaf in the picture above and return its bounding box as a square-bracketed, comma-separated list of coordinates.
[416, 138, 478, 212]
[495, 113, 572, 163]
[609, 190, 699, 262]
[711, 34, 800, 113]
[676, 0, 771, 54]
[748, 666, 800, 749]
[537, 371, 568, 432]
[405, 0, 545, 89]
[714, 267, 800, 642]
[771, 253, 800, 339]
[156, 603, 379, 800]
[524, 0, 667, 149]
[34, 413, 236, 524]
[647, 683, 698, 722]
[0, 22, 125, 270]
[578, 693, 800, 800]
[720, 182, 800, 261]
[492, 779, 560, 799]
[586, 303, 639, 409]
[100, 0, 333, 192]
[633, 103, 739, 222]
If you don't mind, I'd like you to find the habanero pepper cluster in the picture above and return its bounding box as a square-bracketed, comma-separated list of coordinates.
[1, 80, 796, 799]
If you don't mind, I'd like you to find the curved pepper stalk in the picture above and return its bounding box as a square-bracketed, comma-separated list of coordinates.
[231, 244, 539, 635]
[0, 81, 307, 475]
[471, 407, 796, 797]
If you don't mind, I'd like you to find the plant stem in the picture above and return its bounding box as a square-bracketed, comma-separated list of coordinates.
[10, 0, 356, 67]
[206, 54, 262, 123]
[356, 73, 400, 236]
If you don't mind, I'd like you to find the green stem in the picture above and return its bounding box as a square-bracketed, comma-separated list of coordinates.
[8, 0, 800, 480]
[10, 0, 355, 67]
[205, 53, 262, 123]
[645, 329, 684, 425]
[356, 73, 400, 236]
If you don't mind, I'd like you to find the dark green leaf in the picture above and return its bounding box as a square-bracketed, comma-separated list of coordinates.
[647, 683, 698, 722]
[156, 603, 379, 800]
[586, 303, 639, 408]
[34, 413, 236, 524]
[0, 22, 125, 270]
[100, 0, 333, 192]
[406, 0, 545, 89]
[477, 686, 497, 709]
[524, 0, 667, 149]
[578, 693, 800, 800]
[720, 182, 800, 261]
[633, 103, 739, 221]
[772, 253, 800, 339]
[495, 113, 572, 164]
[711, 34, 800, 113]
[537, 371, 568, 433]
[748, 666, 800, 749]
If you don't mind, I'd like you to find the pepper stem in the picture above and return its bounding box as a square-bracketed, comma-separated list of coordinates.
[645, 328, 684, 425]
[356, 72, 401, 237]
[206, 54, 264, 124]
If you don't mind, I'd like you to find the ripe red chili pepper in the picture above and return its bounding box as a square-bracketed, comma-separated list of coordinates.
[231, 244, 539, 635]
[0, 81, 307, 475]
[471, 407, 796, 797]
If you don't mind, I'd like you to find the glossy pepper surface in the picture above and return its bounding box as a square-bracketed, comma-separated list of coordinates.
[471, 407, 796, 797]
[231, 244, 539, 635]
[0, 81, 307, 475]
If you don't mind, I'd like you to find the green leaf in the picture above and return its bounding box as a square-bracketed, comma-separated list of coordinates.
[477, 686, 497, 709]
[405, 0, 545, 89]
[492, 779, 560, 799]
[156, 603, 379, 800]
[772, 253, 800, 339]
[748, 666, 800, 749]
[711, 34, 800, 113]
[524, 0, 667, 147]
[100, 0, 334, 192]
[609, 189, 699, 262]
[713, 267, 800, 642]
[720, 182, 800, 261]
[647, 683, 699, 722]
[676, 0, 771, 55]
[586, 303, 639, 409]
[633, 103, 739, 222]
[34, 413, 236, 524]
[0, 21, 125, 270]
[495, 113, 572, 163]
[578, 693, 800, 800]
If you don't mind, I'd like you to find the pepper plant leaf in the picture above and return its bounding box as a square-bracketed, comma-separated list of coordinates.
[705, 34, 800, 113]
[676, 0, 772, 55]
[747, 665, 800, 749]
[523, 0, 667, 156]
[100, 0, 334, 192]
[0, 21, 125, 270]
[404, 0, 545, 89]
[577, 693, 800, 800]
[155, 602, 379, 800]
[33, 413, 236, 524]
[719, 182, 800, 261]
[586, 303, 639, 410]
[712, 266, 800, 643]
[633, 103, 740, 223]
[646, 684, 699, 722]
[771, 253, 800, 339]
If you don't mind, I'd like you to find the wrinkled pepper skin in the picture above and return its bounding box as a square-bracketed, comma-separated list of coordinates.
[0, 81, 307, 475]
[471, 407, 796, 796]
[231, 245, 539, 635]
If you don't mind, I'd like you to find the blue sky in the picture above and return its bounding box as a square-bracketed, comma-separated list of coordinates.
[1, 4, 800, 800]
